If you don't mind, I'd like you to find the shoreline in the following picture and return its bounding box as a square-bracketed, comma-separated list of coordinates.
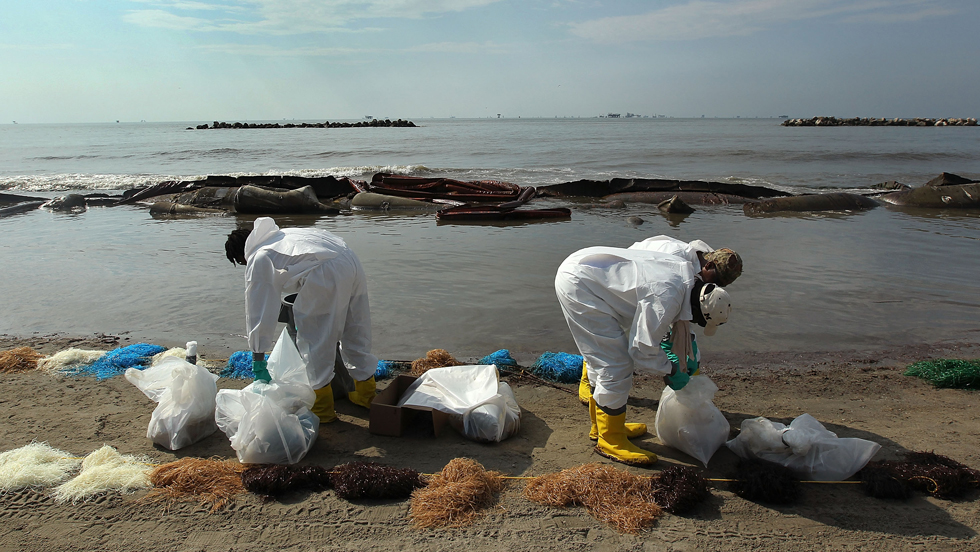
[5, 332, 980, 371]
[1, 333, 978, 550]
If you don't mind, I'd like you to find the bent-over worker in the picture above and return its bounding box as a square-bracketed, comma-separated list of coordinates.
[576, 235, 742, 404]
[224, 217, 377, 423]
[555, 245, 732, 466]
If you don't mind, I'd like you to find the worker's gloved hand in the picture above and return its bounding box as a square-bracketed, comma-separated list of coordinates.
[664, 369, 690, 391]
[252, 359, 271, 383]
[688, 360, 700, 377]
[663, 334, 701, 376]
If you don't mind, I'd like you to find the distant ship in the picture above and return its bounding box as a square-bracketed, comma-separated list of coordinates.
[364, 116, 373, 120]
[607, 113, 621, 118]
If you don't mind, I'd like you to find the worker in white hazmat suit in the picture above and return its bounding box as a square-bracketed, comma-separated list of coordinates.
[555, 245, 732, 465]
[224, 217, 378, 423]
[574, 235, 743, 405]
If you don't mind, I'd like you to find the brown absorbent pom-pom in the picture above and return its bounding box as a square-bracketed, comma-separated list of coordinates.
[878, 451, 980, 500]
[0, 347, 45, 374]
[240, 464, 333, 497]
[331, 461, 425, 500]
[650, 465, 711, 515]
[410, 349, 463, 376]
[409, 458, 506, 528]
[728, 457, 802, 505]
[523, 463, 663, 534]
[858, 462, 914, 500]
[145, 457, 246, 513]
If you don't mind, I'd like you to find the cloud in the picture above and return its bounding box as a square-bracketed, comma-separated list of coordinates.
[567, 0, 958, 43]
[124, 0, 505, 34]
[408, 41, 512, 54]
[0, 43, 76, 51]
[122, 9, 215, 31]
[192, 39, 511, 56]
[193, 43, 373, 56]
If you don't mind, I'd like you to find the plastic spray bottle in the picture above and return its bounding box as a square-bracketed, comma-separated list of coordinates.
[185, 341, 198, 365]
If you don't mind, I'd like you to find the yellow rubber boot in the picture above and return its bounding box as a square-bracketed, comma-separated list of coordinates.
[594, 409, 657, 466]
[348, 376, 376, 409]
[578, 361, 592, 405]
[589, 398, 646, 441]
[312, 384, 337, 423]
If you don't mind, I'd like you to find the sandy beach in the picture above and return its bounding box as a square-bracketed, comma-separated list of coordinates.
[0, 333, 977, 552]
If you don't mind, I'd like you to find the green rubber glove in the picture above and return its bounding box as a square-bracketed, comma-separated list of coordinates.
[665, 369, 690, 391]
[252, 359, 271, 383]
[662, 334, 700, 376]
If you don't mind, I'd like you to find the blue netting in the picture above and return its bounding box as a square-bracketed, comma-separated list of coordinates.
[530, 351, 583, 383]
[64, 343, 167, 380]
[478, 349, 518, 368]
[375, 360, 399, 380]
[220, 351, 268, 380]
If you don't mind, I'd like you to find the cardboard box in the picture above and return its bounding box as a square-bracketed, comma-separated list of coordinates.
[369, 374, 451, 437]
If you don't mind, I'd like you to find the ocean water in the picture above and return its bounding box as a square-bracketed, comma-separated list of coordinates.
[1, 118, 979, 360]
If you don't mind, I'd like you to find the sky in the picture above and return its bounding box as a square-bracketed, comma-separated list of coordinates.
[2, 0, 979, 123]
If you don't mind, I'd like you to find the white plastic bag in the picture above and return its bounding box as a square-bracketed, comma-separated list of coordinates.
[725, 413, 881, 481]
[125, 356, 220, 450]
[654, 375, 730, 467]
[215, 329, 319, 464]
[398, 365, 522, 443]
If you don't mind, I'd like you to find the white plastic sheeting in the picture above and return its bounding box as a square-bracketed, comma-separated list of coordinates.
[726, 413, 881, 481]
[655, 375, 730, 467]
[125, 356, 220, 450]
[397, 365, 521, 443]
[215, 328, 319, 464]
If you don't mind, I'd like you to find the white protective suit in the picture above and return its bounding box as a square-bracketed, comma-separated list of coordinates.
[555, 246, 696, 410]
[627, 235, 714, 368]
[243, 217, 378, 390]
[628, 235, 713, 269]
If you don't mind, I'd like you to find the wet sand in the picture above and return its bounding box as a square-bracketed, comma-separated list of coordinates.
[1, 334, 978, 551]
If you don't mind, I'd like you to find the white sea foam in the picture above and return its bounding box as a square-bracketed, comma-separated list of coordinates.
[0, 173, 185, 193]
[0, 166, 438, 192]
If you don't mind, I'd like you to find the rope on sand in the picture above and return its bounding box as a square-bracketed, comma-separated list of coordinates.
[145, 457, 246, 512]
[523, 462, 664, 535]
[0, 347, 45, 373]
[36, 348, 105, 374]
[410, 349, 463, 376]
[0, 442, 81, 492]
[409, 458, 505, 528]
[51, 445, 152, 503]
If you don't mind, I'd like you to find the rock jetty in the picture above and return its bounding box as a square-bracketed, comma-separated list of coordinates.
[191, 119, 416, 130]
[782, 116, 977, 127]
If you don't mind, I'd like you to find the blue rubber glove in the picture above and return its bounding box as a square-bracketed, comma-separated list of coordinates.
[252, 359, 271, 383]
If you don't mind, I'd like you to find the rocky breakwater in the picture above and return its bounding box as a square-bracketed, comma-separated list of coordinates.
[191, 119, 417, 130]
[782, 116, 977, 127]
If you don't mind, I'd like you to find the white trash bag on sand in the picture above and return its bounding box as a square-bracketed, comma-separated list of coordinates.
[125, 356, 220, 450]
[655, 375, 730, 467]
[726, 413, 881, 481]
[398, 364, 522, 443]
[215, 329, 319, 464]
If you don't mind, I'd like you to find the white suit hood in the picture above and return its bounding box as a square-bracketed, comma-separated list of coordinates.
[628, 235, 713, 271]
[245, 217, 346, 262]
